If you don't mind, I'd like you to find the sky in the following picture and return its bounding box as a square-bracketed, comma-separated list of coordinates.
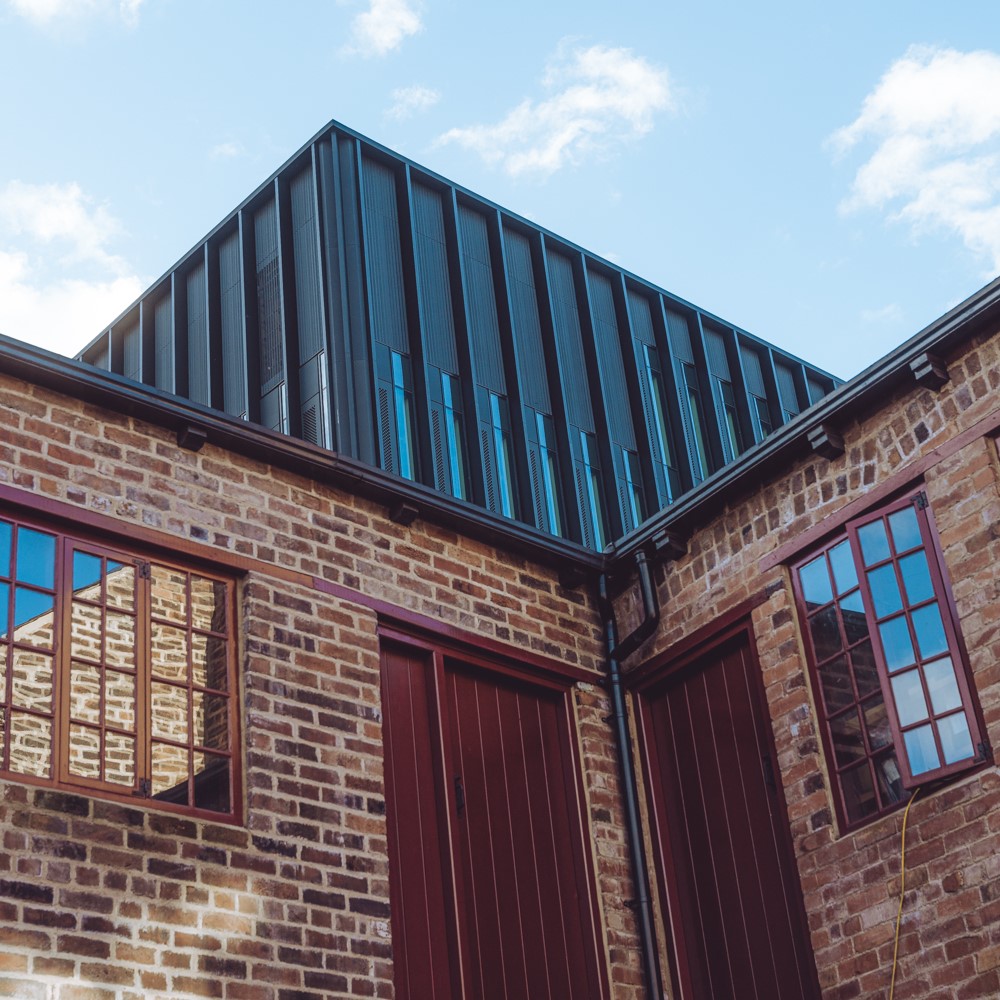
[2, 1, 1000, 381]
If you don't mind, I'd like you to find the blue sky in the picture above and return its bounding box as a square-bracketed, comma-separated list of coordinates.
[2, 1, 1000, 380]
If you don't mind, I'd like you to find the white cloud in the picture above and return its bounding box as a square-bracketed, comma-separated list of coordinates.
[386, 85, 440, 121]
[860, 303, 903, 325]
[347, 0, 422, 57]
[209, 141, 245, 160]
[830, 45, 1000, 270]
[437, 41, 676, 177]
[0, 181, 144, 356]
[6, 0, 145, 25]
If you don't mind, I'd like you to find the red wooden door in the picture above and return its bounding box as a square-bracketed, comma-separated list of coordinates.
[380, 638, 607, 1000]
[636, 630, 820, 1000]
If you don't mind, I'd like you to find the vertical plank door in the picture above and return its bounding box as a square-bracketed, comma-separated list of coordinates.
[637, 632, 820, 1000]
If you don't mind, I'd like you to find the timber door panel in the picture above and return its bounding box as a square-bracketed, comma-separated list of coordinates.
[381, 645, 460, 999]
[637, 630, 820, 1000]
[380, 637, 607, 1000]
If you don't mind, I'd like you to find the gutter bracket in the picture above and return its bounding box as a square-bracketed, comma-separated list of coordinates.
[910, 351, 950, 391]
[652, 529, 687, 563]
[807, 422, 845, 460]
[389, 501, 420, 526]
[177, 425, 208, 452]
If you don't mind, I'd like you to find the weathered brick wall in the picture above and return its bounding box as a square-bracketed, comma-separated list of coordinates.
[0, 371, 647, 998]
[624, 327, 1000, 999]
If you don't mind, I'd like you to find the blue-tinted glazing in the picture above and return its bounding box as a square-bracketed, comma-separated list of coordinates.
[879, 616, 915, 671]
[924, 657, 962, 715]
[858, 520, 890, 567]
[73, 552, 103, 594]
[0, 582, 8, 639]
[0, 521, 11, 577]
[829, 540, 858, 596]
[840, 590, 869, 645]
[888, 506, 922, 553]
[867, 564, 903, 618]
[15, 587, 54, 629]
[898, 551, 934, 605]
[15, 528, 56, 589]
[799, 556, 833, 607]
[490, 393, 515, 519]
[890, 669, 929, 726]
[938, 713, 974, 765]
[536, 413, 563, 536]
[912, 603, 947, 659]
[903, 725, 940, 775]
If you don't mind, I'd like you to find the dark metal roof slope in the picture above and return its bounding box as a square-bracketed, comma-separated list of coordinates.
[73, 119, 841, 552]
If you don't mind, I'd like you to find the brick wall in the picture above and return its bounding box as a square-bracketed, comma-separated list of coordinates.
[0, 372, 647, 998]
[623, 327, 1000, 999]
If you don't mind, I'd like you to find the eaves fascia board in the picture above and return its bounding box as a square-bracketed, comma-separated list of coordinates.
[0, 334, 604, 576]
[607, 274, 1000, 569]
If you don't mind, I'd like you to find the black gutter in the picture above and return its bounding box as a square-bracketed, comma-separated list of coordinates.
[0, 334, 603, 577]
[607, 273, 1000, 570]
[598, 551, 662, 999]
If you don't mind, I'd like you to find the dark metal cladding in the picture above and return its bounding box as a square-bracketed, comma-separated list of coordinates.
[78, 119, 841, 550]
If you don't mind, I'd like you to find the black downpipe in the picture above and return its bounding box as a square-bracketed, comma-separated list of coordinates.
[598, 550, 662, 998]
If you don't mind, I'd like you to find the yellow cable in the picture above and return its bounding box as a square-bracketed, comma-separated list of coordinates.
[888, 787, 921, 1000]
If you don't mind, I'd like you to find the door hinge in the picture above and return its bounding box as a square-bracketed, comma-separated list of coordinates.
[139, 561, 151, 580]
[977, 740, 993, 762]
[454, 775, 466, 817]
[914, 492, 929, 510]
[134, 777, 152, 797]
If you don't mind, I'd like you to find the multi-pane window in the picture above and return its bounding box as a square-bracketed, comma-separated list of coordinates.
[0, 514, 238, 818]
[793, 493, 984, 828]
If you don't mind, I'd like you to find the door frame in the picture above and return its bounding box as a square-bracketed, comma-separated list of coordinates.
[378, 621, 611, 1000]
[629, 615, 820, 1000]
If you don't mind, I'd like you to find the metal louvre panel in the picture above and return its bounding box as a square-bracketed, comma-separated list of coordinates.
[153, 295, 173, 393]
[776, 362, 800, 416]
[219, 230, 248, 419]
[361, 157, 408, 353]
[627, 290, 656, 347]
[703, 326, 732, 380]
[254, 201, 284, 394]
[290, 166, 325, 365]
[548, 252, 594, 431]
[807, 376, 827, 405]
[121, 321, 140, 383]
[186, 263, 210, 405]
[664, 308, 695, 363]
[503, 229, 550, 412]
[458, 204, 505, 393]
[573, 460, 595, 549]
[377, 379, 396, 475]
[412, 183, 459, 374]
[740, 345, 767, 397]
[588, 270, 635, 449]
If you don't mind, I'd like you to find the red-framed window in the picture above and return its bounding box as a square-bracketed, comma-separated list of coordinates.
[792, 491, 986, 828]
[0, 512, 239, 819]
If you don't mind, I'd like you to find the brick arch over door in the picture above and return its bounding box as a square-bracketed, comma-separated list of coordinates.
[633, 620, 821, 1000]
